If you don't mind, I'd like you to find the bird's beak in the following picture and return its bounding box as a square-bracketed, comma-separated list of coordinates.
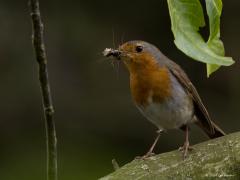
[102, 48, 121, 60]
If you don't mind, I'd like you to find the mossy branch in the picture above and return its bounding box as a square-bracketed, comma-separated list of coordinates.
[100, 132, 240, 180]
[29, 1, 57, 180]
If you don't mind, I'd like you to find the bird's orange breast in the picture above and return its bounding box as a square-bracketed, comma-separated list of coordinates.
[128, 55, 171, 107]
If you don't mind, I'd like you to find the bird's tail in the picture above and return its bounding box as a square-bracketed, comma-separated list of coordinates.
[196, 120, 226, 139]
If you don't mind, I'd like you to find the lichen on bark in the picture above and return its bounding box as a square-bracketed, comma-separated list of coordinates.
[100, 132, 240, 180]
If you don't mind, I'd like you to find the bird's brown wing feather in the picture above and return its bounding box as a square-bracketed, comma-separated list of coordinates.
[165, 60, 214, 134]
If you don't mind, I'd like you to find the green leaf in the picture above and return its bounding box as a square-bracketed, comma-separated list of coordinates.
[206, 0, 224, 76]
[167, 0, 234, 76]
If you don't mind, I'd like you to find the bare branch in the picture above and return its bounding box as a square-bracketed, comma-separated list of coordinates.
[100, 132, 240, 180]
[29, 1, 57, 180]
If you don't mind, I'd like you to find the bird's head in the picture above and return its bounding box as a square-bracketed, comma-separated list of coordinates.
[103, 41, 163, 72]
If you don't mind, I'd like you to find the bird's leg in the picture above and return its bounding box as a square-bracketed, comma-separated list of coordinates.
[178, 125, 193, 159]
[139, 129, 163, 159]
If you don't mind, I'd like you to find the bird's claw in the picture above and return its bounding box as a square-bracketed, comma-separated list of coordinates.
[178, 142, 194, 159]
[135, 152, 156, 160]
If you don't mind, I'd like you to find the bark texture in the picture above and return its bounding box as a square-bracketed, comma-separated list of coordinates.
[100, 132, 240, 180]
[29, 1, 57, 180]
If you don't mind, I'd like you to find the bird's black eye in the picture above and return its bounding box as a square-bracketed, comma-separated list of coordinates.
[135, 45, 143, 53]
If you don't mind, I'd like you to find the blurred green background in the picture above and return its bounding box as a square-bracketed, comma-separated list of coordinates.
[0, 0, 239, 179]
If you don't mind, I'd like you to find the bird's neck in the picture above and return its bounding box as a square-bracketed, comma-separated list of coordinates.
[129, 66, 172, 107]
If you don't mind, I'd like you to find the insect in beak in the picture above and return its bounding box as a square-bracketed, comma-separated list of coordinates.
[102, 48, 121, 60]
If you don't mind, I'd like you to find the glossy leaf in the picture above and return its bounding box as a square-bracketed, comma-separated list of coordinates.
[167, 0, 234, 76]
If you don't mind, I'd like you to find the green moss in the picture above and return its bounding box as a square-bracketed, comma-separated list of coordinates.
[100, 132, 240, 180]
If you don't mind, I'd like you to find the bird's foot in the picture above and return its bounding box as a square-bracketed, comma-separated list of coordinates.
[135, 129, 164, 160]
[135, 152, 156, 160]
[178, 141, 194, 159]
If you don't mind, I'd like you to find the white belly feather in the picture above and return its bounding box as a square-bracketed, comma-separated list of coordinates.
[136, 74, 194, 130]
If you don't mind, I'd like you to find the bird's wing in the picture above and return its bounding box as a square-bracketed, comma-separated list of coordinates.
[166, 60, 214, 134]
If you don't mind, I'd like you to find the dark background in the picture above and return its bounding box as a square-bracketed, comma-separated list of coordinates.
[0, 0, 239, 179]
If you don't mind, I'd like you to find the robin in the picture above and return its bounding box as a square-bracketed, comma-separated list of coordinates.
[103, 40, 225, 159]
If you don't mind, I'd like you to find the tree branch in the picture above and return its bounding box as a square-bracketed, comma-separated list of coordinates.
[100, 132, 240, 179]
[29, 1, 57, 180]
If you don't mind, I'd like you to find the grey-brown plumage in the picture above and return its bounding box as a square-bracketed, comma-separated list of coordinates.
[104, 40, 225, 158]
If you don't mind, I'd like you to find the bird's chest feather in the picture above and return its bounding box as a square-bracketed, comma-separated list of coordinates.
[130, 67, 193, 130]
[130, 67, 171, 106]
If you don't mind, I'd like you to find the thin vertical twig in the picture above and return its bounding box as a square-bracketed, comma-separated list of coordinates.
[29, 1, 57, 180]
